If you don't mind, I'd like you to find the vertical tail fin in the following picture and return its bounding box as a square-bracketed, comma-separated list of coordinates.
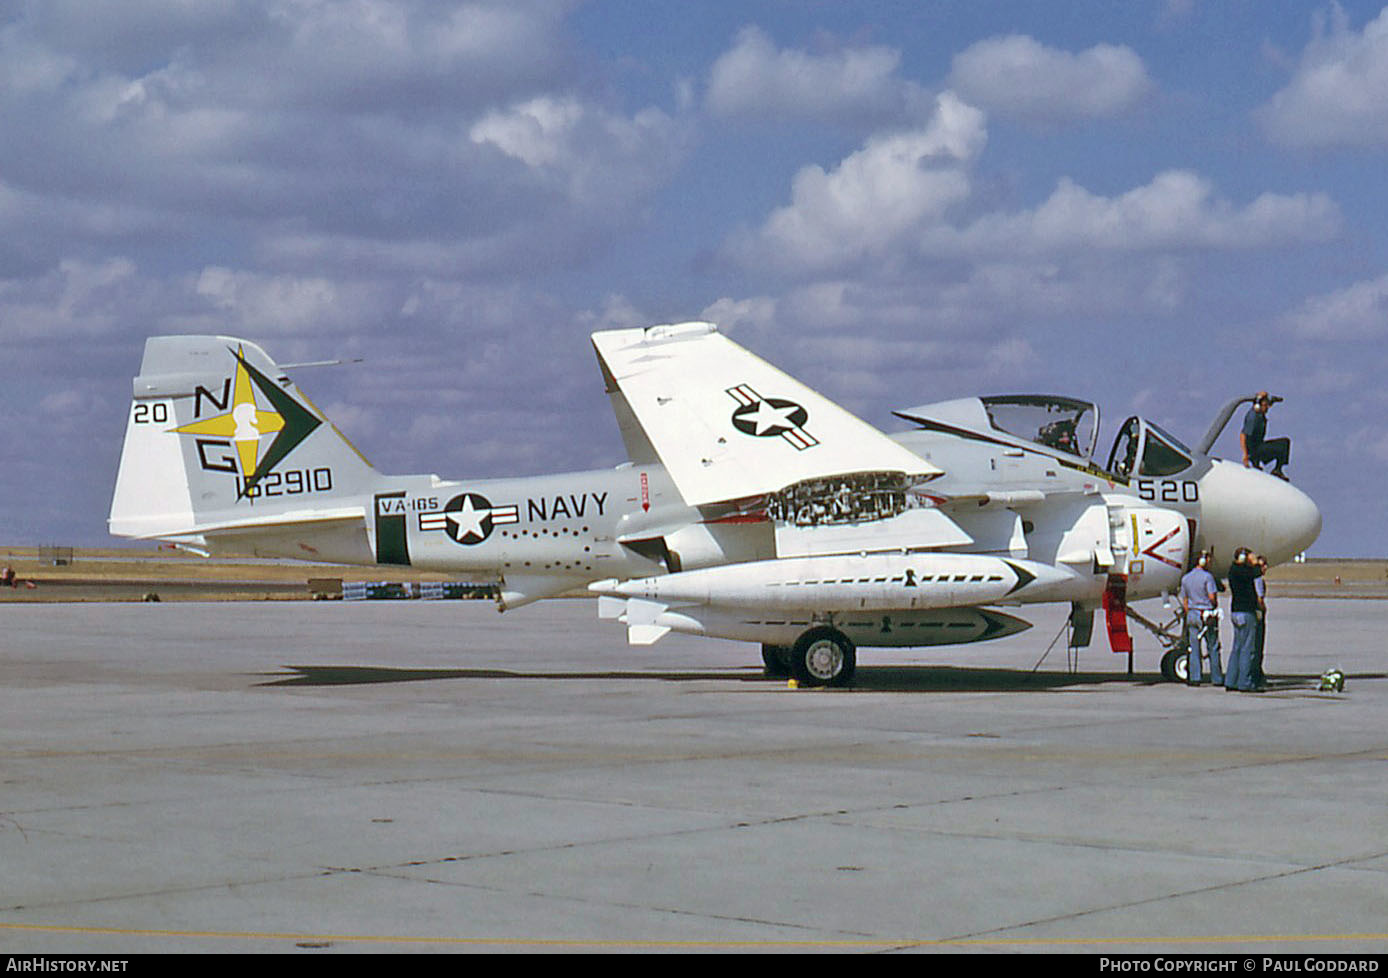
[110, 336, 378, 555]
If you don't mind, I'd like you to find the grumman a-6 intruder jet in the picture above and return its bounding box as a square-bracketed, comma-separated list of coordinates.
[110, 323, 1321, 686]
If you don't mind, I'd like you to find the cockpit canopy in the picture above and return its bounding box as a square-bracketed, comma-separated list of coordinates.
[1106, 416, 1195, 479]
[895, 395, 1199, 480]
[895, 394, 1101, 459]
[977, 395, 1099, 459]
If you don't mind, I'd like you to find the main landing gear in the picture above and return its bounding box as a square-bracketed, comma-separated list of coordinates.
[762, 627, 857, 687]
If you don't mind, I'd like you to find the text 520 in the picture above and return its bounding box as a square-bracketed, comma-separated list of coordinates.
[1136, 479, 1199, 503]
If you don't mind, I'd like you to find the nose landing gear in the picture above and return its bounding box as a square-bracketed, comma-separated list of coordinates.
[1125, 603, 1192, 684]
[1160, 643, 1191, 683]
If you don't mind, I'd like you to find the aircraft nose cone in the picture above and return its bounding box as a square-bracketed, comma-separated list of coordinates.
[1278, 479, 1322, 559]
[1198, 461, 1322, 567]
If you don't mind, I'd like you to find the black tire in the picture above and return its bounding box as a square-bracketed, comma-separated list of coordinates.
[1173, 648, 1190, 683]
[790, 627, 856, 688]
[761, 643, 792, 678]
[1160, 648, 1189, 683]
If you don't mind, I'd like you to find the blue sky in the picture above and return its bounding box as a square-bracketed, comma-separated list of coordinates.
[2, 1, 1386, 556]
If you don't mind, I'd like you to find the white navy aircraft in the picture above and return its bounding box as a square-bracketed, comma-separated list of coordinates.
[110, 323, 1321, 686]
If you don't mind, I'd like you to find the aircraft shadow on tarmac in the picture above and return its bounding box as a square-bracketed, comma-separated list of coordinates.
[260, 665, 1382, 692]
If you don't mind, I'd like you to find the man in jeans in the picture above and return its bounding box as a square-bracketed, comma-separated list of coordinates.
[1250, 553, 1269, 690]
[1178, 551, 1222, 685]
[1225, 548, 1262, 692]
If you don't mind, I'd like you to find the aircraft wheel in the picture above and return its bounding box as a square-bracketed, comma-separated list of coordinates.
[761, 644, 792, 678]
[790, 627, 856, 688]
[1160, 648, 1189, 683]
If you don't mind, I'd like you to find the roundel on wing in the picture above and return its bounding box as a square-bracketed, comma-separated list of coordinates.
[730, 397, 809, 438]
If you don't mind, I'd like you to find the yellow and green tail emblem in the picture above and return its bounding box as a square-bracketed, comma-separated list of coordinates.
[173, 345, 320, 495]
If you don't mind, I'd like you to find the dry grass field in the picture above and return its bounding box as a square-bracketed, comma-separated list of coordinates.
[0, 545, 473, 603]
[2, 545, 1383, 603]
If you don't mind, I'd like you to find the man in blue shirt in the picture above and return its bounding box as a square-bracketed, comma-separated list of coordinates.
[1241, 391, 1290, 480]
[1179, 551, 1222, 685]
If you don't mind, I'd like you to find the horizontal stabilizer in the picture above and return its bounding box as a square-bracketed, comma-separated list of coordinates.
[155, 508, 372, 562]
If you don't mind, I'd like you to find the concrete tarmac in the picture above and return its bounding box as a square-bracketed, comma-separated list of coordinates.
[0, 597, 1385, 954]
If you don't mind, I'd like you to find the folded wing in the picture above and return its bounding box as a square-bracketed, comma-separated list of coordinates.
[591, 322, 941, 508]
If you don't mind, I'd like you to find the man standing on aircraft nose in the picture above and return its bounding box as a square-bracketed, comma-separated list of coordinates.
[1179, 551, 1222, 686]
[1241, 392, 1291, 480]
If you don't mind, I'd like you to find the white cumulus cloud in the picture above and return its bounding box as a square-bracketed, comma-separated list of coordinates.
[946, 170, 1342, 256]
[1281, 272, 1388, 339]
[948, 34, 1153, 122]
[1258, 5, 1388, 148]
[705, 26, 932, 124]
[725, 105, 1339, 281]
[470, 95, 690, 212]
[722, 92, 986, 274]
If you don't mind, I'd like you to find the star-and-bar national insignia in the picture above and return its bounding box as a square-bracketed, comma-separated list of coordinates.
[726, 384, 818, 451]
[419, 492, 519, 546]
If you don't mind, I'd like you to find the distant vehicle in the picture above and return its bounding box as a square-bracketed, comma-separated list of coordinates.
[110, 323, 1320, 686]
